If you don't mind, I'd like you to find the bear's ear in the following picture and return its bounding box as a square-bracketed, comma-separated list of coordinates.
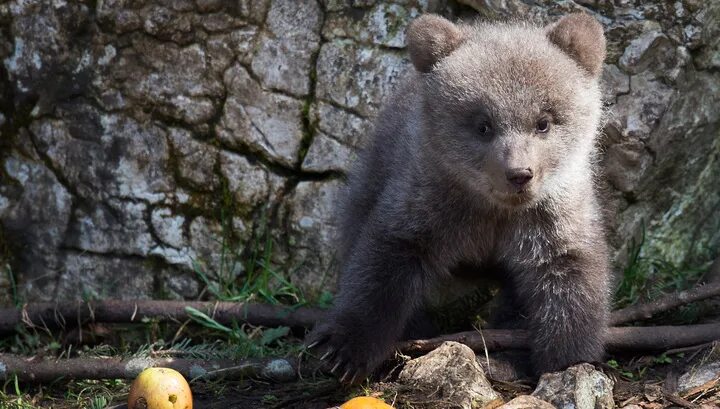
[407, 14, 464, 73]
[546, 13, 606, 77]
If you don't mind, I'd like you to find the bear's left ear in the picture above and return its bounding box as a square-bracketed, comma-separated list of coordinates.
[546, 13, 606, 77]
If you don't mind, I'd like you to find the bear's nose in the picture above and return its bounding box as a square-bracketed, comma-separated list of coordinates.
[506, 168, 533, 188]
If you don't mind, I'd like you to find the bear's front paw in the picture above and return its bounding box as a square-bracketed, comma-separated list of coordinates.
[305, 321, 390, 384]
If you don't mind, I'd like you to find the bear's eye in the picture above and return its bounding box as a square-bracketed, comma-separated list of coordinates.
[477, 121, 492, 137]
[536, 118, 550, 134]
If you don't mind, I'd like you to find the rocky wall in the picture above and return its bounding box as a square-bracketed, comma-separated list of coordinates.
[0, 0, 717, 302]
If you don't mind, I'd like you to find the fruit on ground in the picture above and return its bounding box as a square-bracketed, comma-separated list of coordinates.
[128, 367, 193, 409]
[340, 396, 395, 409]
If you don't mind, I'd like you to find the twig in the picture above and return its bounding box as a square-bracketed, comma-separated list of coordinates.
[0, 353, 302, 382]
[611, 281, 720, 325]
[664, 392, 698, 409]
[0, 300, 325, 334]
[398, 324, 720, 355]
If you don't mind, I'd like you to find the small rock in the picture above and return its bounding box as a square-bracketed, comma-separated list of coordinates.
[532, 363, 614, 409]
[301, 132, 356, 173]
[398, 341, 502, 409]
[498, 395, 554, 409]
[678, 361, 720, 395]
[261, 359, 296, 382]
[618, 29, 673, 74]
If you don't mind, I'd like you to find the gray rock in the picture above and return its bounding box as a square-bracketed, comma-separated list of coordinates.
[251, 0, 322, 96]
[113, 40, 224, 125]
[218, 64, 305, 168]
[608, 72, 674, 141]
[167, 127, 219, 190]
[302, 132, 356, 173]
[601, 64, 630, 104]
[498, 395, 554, 409]
[311, 102, 374, 148]
[678, 360, 720, 396]
[398, 341, 502, 409]
[618, 29, 672, 74]
[56, 253, 156, 300]
[0, 156, 72, 300]
[283, 180, 342, 291]
[323, 3, 420, 48]
[532, 363, 614, 409]
[316, 41, 409, 117]
[220, 151, 279, 211]
[67, 199, 155, 256]
[151, 207, 186, 249]
[30, 113, 174, 203]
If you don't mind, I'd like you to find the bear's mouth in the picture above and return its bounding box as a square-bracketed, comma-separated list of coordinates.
[493, 189, 536, 207]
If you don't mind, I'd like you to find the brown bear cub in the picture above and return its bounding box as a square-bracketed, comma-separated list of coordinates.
[307, 13, 611, 382]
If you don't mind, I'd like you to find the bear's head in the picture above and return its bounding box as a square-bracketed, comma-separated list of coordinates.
[407, 13, 605, 209]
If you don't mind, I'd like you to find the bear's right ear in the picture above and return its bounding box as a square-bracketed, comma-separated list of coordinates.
[407, 14, 464, 73]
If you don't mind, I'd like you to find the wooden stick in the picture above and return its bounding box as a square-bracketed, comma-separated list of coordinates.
[1, 324, 719, 382]
[0, 353, 301, 382]
[0, 300, 325, 334]
[610, 281, 720, 325]
[398, 324, 720, 355]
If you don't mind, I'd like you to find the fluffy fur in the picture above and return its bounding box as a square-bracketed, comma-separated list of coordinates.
[307, 13, 611, 382]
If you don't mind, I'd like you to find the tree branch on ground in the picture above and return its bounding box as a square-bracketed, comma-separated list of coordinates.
[399, 324, 720, 355]
[0, 300, 325, 335]
[2, 324, 718, 381]
[611, 280, 720, 325]
[0, 353, 303, 383]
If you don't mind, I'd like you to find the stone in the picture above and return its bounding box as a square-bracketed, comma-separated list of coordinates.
[251, 0, 322, 96]
[602, 139, 652, 193]
[302, 132, 356, 173]
[0, 156, 72, 300]
[316, 41, 409, 118]
[608, 72, 674, 141]
[532, 363, 614, 409]
[311, 102, 374, 148]
[113, 40, 224, 125]
[56, 253, 156, 300]
[398, 341, 502, 409]
[283, 180, 343, 291]
[323, 3, 421, 48]
[618, 29, 672, 74]
[151, 207, 186, 249]
[601, 64, 630, 104]
[167, 127, 219, 190]
[219, 151, 273, 210]
[218, 64, 305, 168]
[67, 199, 155, 256]
[497, 395, 554, 409]
[30, 112, 174, 203]
[678, 360, 720, 396]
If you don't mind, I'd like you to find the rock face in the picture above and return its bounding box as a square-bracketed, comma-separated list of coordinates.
[532, 363, 614, 409]
[398, 341, 502, 409]
[0, 0, 718, 301]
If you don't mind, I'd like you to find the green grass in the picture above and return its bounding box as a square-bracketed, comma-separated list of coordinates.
[614, 225, 709, 318]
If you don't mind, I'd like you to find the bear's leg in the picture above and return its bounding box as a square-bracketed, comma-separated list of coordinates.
[306, 236, 427, 383]
[514, 254, 609, 374]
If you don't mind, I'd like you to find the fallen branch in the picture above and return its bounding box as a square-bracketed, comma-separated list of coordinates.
[611, 281, 720, 325]
[398, 324, 720, 355]
[0, 353, 302, 383]
[2, 325, 719, 382]
[0, 300, 325, 335]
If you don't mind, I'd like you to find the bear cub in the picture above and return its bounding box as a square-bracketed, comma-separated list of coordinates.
[307, 13, 611, 382]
